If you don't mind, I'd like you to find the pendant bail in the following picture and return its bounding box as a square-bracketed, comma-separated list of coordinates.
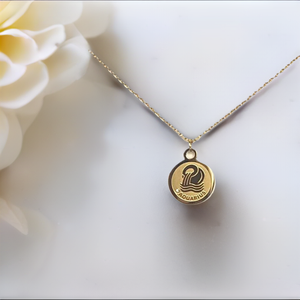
[188, 139, 193, 150]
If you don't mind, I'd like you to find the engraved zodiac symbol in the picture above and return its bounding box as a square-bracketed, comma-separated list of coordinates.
[180, 165, 204, 193]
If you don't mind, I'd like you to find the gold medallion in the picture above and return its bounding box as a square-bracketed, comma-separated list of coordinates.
[168, 148, 215, 205]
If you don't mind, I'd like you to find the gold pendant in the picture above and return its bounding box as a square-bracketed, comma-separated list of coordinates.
[168, 148, 216, 205]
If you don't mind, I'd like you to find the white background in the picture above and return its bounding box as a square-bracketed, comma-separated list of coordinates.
[1, 1, 300, 298]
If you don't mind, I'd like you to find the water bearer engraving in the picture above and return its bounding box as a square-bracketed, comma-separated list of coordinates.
[180, 164, 205, 193]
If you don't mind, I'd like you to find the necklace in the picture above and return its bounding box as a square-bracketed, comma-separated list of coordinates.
[89, 50, 299, 205]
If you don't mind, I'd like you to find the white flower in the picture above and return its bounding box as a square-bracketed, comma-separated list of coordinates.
[0, 1, 110, 234]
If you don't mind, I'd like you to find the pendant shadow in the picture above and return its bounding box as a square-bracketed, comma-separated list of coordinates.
[164, 180, 243, 291]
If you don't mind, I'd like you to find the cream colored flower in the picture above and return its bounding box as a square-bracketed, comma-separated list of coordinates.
[0, 1, 110, 234]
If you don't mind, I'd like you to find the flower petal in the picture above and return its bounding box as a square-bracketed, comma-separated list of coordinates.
[15, 92, 44, 134]
[0, 110, 22, 170]
[0, 61, 48, 109]
[12, 1, 82, 31]
[0, 26, 65, 65]
[23, 25, 66, 61]
[0, 197, 28, 234]
[0, 29, 37, 65]
[0, 108, 9, 155]
[0, 52, 26, 86]
[0, 1, 32, 29]
[43, 34, 90, 95]
[75, 1, 111, 38]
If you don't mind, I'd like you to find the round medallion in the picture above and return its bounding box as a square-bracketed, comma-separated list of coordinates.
[168, 148, 216, 205]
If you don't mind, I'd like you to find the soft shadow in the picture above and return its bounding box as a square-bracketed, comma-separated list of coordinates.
[0, 15, 125, 292]
[165, 179, 241, 289]
[198, 64, 297, 144]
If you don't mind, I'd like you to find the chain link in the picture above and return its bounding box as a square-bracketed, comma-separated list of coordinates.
[89, 50, 299, 145]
